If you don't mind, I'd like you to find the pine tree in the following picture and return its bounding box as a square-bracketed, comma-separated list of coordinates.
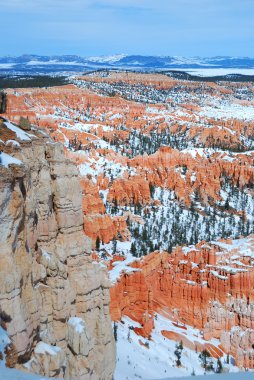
[191, 368, 196, 376]
[131, 242, 137, 257]
[174, 341, 183, 367]
[127, 328, 131, 342]
[216, 358, 223, 373]
[96, 236, 100, 250]
[112, 237, 117, 255]
[199, 349, 213, 371]
[113, 322, 118, 342]
[149, 183, 155, 198]
[142, 228, 148, 242]
[224, 198, 230, 210]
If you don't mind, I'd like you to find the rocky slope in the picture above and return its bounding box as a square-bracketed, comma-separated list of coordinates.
[0, 119, 115, 379]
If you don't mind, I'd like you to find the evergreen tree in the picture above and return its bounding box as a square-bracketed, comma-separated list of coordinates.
[112, 237, 117, 255]
[142, 228, 148, 242]
[174, 341, 183, 367]
[149, 183, 155, 198]
[113, 322, 118, 342]
[131, 242, 137, 257]
[224, 198, 230, 210]
[191, 368, 196, 376]
[216, 358, 223, 373]
[199, 349, 213, 371]
[96, 236, 100, 250]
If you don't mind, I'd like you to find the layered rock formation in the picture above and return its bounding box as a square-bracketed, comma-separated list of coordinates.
[3, 79, 254, 252]
[0, 120, 115, 379]
[109, 237, 254, 368]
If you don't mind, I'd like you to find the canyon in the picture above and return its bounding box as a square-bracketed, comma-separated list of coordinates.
[0, 71, 254, 379]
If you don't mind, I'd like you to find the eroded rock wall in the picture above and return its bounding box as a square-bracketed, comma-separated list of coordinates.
[0, 122, 115, 379]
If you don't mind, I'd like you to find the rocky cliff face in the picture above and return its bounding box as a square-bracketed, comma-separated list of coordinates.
[0, 119, 115, 379]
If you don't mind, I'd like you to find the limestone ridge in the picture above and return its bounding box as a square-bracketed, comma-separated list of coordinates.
[0, 119, 116, 379]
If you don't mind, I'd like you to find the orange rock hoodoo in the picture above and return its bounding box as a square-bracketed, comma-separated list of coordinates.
[110, 238, 254, 368]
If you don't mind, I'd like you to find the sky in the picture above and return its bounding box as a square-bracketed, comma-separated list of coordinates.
[0, 0, 253, 57]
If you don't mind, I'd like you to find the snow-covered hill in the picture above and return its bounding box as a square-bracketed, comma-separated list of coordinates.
[1, 54, 254, 75]
[114, 314, 240, 380]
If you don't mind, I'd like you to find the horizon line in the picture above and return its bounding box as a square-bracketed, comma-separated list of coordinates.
[1, 53, 254, 59]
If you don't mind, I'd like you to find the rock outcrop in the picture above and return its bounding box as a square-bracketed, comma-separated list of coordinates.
[0, 120, 115, 379]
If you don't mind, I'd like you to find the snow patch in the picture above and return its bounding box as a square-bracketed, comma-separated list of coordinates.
[0, 152, 22, 167]
[4, 121, 36, 141]
[34, 342, 61, 356]
[68, 317, 85, 334]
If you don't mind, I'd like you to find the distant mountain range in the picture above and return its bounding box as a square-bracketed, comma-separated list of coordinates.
[1, 54, 254, 75]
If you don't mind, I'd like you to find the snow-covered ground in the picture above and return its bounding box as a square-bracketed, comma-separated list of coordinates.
[78, 154, 135, 181]
[0, 63, 16, 69]
[3, 121, 36, 141]
[103, 240, 140, 283]
[114, 315, 239, 380]
[170, 68, 254, 77]
[199, 103, 254, 121]
[0, 327, 49, 380]
[88, 54, 127, 63]
[152, 373, 254, 380]
[212, 236, 254, 259]
[0, 366, 50, 380]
